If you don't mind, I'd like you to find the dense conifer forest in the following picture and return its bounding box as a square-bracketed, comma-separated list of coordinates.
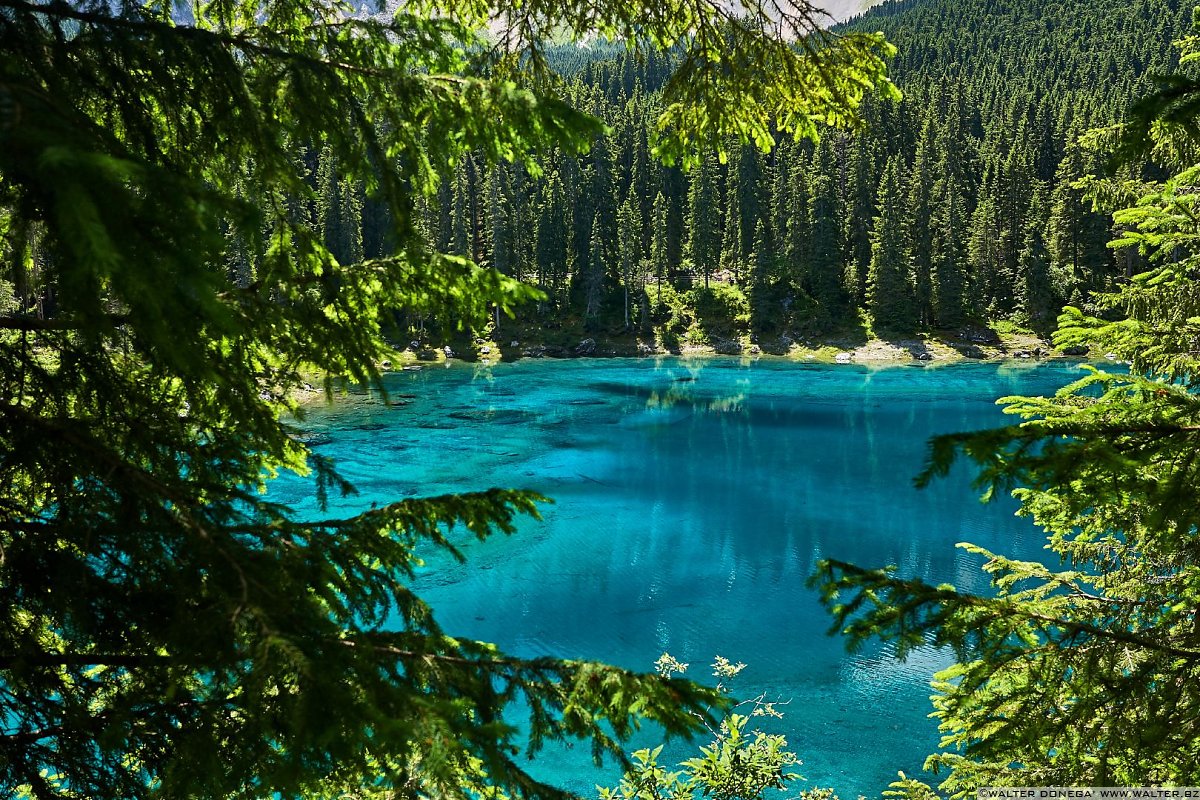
[296, 0, 1190, 349]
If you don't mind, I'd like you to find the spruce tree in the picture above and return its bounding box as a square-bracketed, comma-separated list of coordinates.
[866, 155, 915, 331]
[808, 172, 844, 313]
[930, 171, 969, 327]
[617, 192, 644, 329]
[535, 170, 570, 301]
[0, 0, 898, 796]
[721, 160, 744, 279]
[651, 190, 670, 305]
[1015, 183, 1056, 329]
[783, 150, 812, 289]
[843, 134, 878, 306]
[584, 210, 607, 320]
[908, 117, 937, 326]
[686, 153, 720, 288]
[968, 190, 1003, 314]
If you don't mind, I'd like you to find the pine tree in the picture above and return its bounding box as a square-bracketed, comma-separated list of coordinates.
[617, 192, 644, 329]
[686, 153, 720, 288]
[866, 155, 914, 330]
[735, 144, 762, 265]
[930, 171, 969, 327]
[1047, 129, 1114, 301]
[0, 0, 897, 796]
[584, 210, 607, 320]
[843, 134, 878, 306]
[908, 117, 937, 326]
[651, 190, 670, 305]
[485, 165, 512, 276]
[721, 159, 744, 280]
[968, 189, 1003, 314]
[451, 155, 474, 258]
[315, 144, 364, 265]
[535, 170, 569, 301]
[808, 172, 844, 313]
[1015, 182, 1056, 328]
[783, 149, 812, 289]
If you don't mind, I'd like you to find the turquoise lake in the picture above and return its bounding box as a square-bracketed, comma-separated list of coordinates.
[269, 357, 1091, 797]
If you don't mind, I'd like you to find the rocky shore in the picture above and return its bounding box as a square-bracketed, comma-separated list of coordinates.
[377, 325, 1093, 369]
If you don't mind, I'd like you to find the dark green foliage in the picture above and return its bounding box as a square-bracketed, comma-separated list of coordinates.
[812, 26, 1200, 797]
[686, 153, 721, 288]
[1016, 184, 1057, 329]
[0, 0, 898, 796]
[930, 171, 969, 326]
[866, 155, 914, 331]
[374, 0, 1188, 338]
[808, 171, 846, 315]
[908, 119, 937, 326]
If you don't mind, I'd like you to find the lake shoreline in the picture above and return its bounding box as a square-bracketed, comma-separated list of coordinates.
[288, 334, 1100, 406]
[380, 327, 1087, 368]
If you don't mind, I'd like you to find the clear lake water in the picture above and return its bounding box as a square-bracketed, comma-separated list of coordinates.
[268, 357, 1095, 798]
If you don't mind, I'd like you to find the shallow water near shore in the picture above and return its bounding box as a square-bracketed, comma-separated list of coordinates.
[270, 357, 1092, 797]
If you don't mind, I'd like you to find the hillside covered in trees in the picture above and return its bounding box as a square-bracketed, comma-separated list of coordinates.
[300, 0, 1190, 353]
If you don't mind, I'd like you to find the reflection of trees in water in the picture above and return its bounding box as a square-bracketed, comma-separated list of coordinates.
[644, 386, 748, 416]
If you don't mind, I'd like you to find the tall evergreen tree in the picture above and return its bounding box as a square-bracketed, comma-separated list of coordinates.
[0, 0, 898, 796]
[583, 210, 607, 320]
[930, 170, 969, 327]
[843, 134, 878, 306]
[686, 154, 720, 288]
[866, 155, 915, 330]
[650, 190, 670, 305]
[908, 117, 937, 326]
[783, 149, 812, 290]
[1015, 182, 1056, 328]
[968, 188, 1004, 314]
[617, 192, 644, 329]
[535, 170, 570, 302]
[808, 172, 844, 313]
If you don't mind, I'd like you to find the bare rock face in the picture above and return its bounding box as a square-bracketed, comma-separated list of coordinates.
[574, 338, 596, 356]
[713, 338, 743, 355]
[956, 344, 986, 359]
[1060, 345, 1089, 356]
[835, 352, 853, 364]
